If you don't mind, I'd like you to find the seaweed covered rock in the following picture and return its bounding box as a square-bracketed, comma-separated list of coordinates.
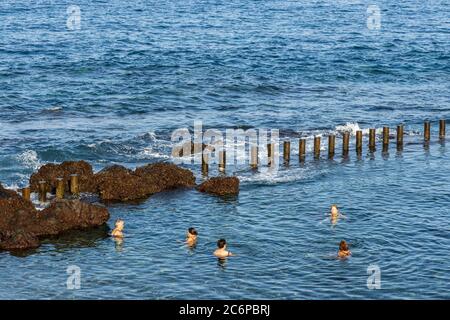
[0, 182, 110, 251]
[94, 165, 147, 201]
[29, 161, 96, 193]
[94, 163, 196, 201]
[197, 176, 240, 196]
[135, 162, 196, 193]
[0, 230, 40, 251]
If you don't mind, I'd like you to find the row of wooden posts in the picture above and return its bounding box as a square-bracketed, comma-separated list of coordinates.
[20, 174, 80, 203]
[202, 120, 446, 173]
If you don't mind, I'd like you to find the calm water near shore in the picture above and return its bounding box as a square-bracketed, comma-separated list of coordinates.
[0, 0, 449, 299]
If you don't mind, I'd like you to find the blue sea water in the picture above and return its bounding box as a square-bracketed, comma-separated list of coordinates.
[0, 0, 449, 299]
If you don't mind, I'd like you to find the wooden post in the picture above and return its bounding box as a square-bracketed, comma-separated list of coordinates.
[439, 119, 446, 140]
[56, 177, 65, 199]
[202, 153, 209, 174]
[424, 121, 430, 142]
[250, 145, 258, 169]
[267, 143, 275, 166]
[396, 125, 404, 149]
[314, 136, 321, 159]
[356, 130, 362, 154]
[328, 135, 335, 158]
[219, 150, 226, 172]
[299, 139, 306, 162]
[39, 180, 47, 203]
[22, 187, 31, 201]
[369, 128, 376, 152]
[382, 126, 389, 152]
[70, 174, 79, 195]
[283, 140, 290, 163]
[342, 132, 350, 156]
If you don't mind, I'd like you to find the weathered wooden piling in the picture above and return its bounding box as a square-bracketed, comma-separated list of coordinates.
[219, 150, 226, 172]
[356, 131, 362, 154]
[424, 121, 430, 142]
[439, 119, 446, 140]
[21, 186, 31, 201]
[201, 153, 209, 173]
[369, 128, 376, 152]
[396, 125, 404, 149]
[328, 134, 335, 158]
[38, 180, 47, 203]
[342, 132, 350, 156]
[56, 177, 65, 199]
[314, 136, 321, 159]
[382, 126, 389, 152]
[70, 174, 79, 195]
[299, 139, 306, 162]
[283, 140, 291, 163]
[267, 143, 275, 166]
[250, 145, 258, 169]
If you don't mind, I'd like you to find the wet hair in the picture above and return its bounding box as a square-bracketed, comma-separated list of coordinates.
[339, 240, 349, 251]
[217, 239, 227, 249]
[331, 204, 338, 209]
[188, 227, 198, 236]
[115, 218, 124, 224]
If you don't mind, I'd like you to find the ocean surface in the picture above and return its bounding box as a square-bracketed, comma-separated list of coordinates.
[0, 0, 449, 299]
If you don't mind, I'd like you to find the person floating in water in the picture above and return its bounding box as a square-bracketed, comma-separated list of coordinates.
[214, 239, 234, 258]
[111, 218, 125, 238]
[185, 227, 198, 247]
[338, 240, 351, 258]
[330, 204, 346, 225]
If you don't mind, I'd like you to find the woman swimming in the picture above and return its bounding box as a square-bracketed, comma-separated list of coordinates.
[338, 240, 351, 258]
[111, 218, 125, 238]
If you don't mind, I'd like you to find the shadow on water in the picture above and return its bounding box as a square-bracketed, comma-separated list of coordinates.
[40, 224, 110, 252]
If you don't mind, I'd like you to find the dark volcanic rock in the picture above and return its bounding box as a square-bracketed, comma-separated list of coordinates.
[29, 161, 96, 193]
[0, 183, 110, 251]
[0, 230, 40, 251]
[94, 165, 147, 201]
[33, 199, 110, 236]
[94, 163, 196, 201]
[197, 177, 240, 196]
[135, 162, 196, 193]
[29, 160, 196, 202]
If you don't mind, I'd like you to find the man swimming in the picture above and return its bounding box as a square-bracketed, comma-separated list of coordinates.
[214, 239, 234, 258]
[111, 218, 124, 238]
[185, 227, 198, 247]
[338, 240, 351, 258]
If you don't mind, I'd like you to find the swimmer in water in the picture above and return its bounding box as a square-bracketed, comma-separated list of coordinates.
[214, 239, 234, 258]
[185, 227, 198, 247]
[338, 240, 351, 258]
[330, 204, 346, 225]
[111, 219, 124, 238]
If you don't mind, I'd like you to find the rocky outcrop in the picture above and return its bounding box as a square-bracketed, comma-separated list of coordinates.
[29, 161, 96, 193]
[29, 161, 196, 202]
[0, 183, 110, 251]
[95, 163, 196, 201]
[197, 177, 240, 196]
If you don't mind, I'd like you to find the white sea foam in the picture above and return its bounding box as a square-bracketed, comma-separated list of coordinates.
[17, 150, 42, 170]
[44, 106, 63, 112]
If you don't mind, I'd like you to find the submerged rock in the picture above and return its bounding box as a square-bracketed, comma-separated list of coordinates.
[197, 176, 240, 196]
[29, 161, 96, 193]
[0, 182, 110, 251]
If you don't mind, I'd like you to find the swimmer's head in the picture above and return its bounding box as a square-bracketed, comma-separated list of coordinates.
[331, 204, 339, 215]
[339, 240, 349, 251]
[188, 227, 198, 236]
[115, 219, 124, 230]
[217, 239, 227, 249]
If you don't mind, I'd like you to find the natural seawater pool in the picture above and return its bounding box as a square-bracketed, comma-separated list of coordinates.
[0, 0, 449, 299]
